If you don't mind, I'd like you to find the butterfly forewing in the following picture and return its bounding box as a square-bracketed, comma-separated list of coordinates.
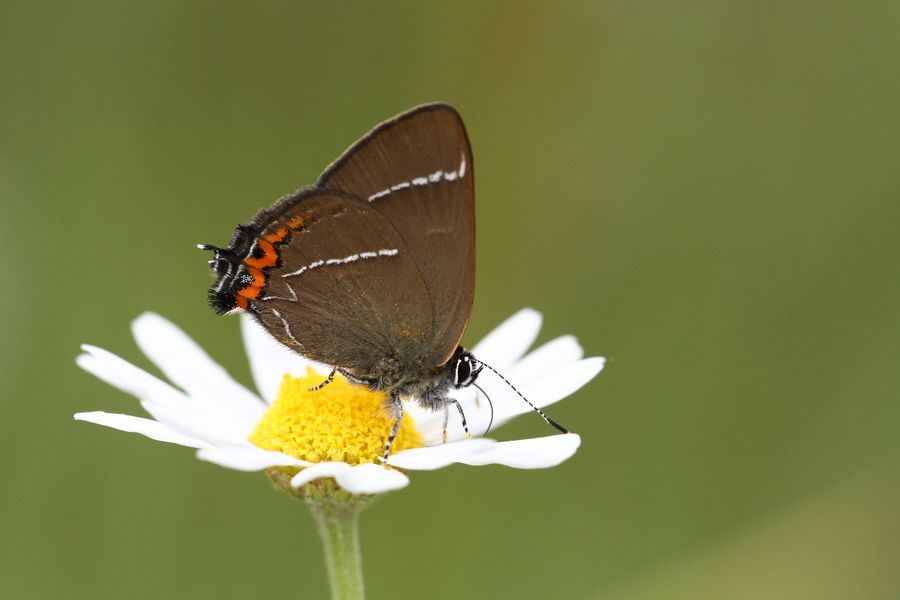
[316, 103, 475, 368]
[248, 190, 434, 376]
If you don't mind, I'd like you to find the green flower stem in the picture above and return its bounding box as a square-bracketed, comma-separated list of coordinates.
[311, 503, 365, 600]
[299, 479, 374, 600]
[267, 471, 374, 600]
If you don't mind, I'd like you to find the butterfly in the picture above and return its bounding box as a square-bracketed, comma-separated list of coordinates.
[200, 103, 565, 459]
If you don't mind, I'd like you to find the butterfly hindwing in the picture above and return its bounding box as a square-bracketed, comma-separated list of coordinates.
[245, 190, 434, 377]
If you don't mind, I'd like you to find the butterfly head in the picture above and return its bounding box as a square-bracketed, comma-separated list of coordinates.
[452, 349, 483, 389]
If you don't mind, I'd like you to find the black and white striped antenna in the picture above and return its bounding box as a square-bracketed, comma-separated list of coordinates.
[477, 360, 569, 434]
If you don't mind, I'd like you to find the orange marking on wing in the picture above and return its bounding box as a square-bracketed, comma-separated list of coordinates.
[245, 239, 278, 269]
[265, 228, 289, 243]
[238, 287, 261, 300]
[238, 284, 262, 300]
[288, 215, 305, 230]
[235, 296, 249, 309]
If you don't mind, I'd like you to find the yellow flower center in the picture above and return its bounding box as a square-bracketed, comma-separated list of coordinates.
[248, 369, 423, 465]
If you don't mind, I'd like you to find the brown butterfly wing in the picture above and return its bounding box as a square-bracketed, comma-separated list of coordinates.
[316, 103, 475, 368]
[247, 190, 434, 378]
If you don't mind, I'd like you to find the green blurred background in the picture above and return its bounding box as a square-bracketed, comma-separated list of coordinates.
[2, 2, 898, 598]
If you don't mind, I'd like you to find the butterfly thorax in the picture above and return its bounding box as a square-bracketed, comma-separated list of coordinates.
[345, 345, 482, 414]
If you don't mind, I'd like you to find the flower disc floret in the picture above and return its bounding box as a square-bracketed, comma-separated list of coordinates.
[249, 369, 423, 465]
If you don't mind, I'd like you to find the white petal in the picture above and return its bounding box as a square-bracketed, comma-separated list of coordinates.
[524, 357, 606, 405]
[132, 313, 265, 422]
[411, 388, 491, 445]
[77, 345, 186, 410]
[78, 344, 257, 446]
[74, 411, 211, 448]
[334, 464, 409, 494]
[387, 438, 496, 470]
[240, 314, 328, 403]
[290, 462, 350, 487]
[459, 434, 581, 468]
[290, 462, 407, 494]
[471, 308, 542, 371]
[488, 357, 606, 430]
[139, 399, 257, 446]
[507, 335, 584, 383]
[196, 446, 310, 471]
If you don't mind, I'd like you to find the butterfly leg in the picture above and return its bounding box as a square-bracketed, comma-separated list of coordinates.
[447, 398, 472, 440]
[442, 406, 450, 444]
[337, 368, 378, 388]
[308, 368, 336, 391]
[440, 397, 471, 440]
[381, 390, 404, 462]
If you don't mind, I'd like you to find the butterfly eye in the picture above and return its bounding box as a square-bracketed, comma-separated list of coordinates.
[453, 357, 471, 387]
[453, 354, 482, 388]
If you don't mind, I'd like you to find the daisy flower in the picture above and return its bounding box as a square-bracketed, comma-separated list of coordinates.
[75, 308, 604, 495]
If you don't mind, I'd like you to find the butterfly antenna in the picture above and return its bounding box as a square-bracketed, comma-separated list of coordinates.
[478, 361, 569, 434]
[473, 383, 495, 436]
